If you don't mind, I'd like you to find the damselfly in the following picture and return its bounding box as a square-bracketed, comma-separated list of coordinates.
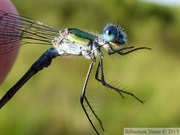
[0, 10, 151, 134]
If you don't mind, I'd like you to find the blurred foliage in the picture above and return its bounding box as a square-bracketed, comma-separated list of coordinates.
[1, 0, 180, 135]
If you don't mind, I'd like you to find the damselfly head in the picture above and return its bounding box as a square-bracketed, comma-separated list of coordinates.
[102, 24, 127, 46]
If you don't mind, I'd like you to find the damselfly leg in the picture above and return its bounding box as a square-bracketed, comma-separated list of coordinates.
[80, 60, 104, 135]
[108, 46, 151, 55]
[96, 57, 145, 103]
[98, 46, 151, 103]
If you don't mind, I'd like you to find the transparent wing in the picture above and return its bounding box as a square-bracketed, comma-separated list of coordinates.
[0, 10, 60, 54]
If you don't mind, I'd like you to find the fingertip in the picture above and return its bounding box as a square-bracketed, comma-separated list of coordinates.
[0, 0, 20, 84]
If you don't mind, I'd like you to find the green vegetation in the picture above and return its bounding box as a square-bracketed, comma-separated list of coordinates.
[1, 0, 180, 134]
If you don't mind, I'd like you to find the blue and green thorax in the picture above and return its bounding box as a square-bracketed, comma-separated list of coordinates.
[60, 28, 97, 46]
[52, 24, 127, 48]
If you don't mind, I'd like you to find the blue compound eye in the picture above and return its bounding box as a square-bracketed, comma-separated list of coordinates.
[102, 24, 118, 42]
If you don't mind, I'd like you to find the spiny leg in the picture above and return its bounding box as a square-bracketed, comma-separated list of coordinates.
[0, 48, 60, 108]
[108, 46, 151, 55]
[95, 61, 124, 99]
[80, 61, 104, 135]
[84, 96, 104, 132]
[95, 57, 144, 103]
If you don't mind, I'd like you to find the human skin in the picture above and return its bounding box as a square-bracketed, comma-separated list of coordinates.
[0, 0, 19, 84]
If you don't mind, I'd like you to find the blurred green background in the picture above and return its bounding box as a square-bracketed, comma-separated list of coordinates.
[1, 0, 180, 135]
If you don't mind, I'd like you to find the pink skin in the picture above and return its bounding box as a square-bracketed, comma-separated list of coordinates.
[0, 0, 19, 84]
